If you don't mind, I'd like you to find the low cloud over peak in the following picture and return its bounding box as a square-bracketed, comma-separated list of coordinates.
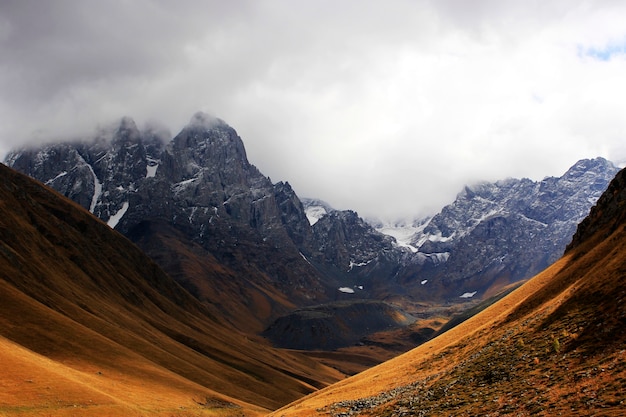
[2, 1, 626, 220]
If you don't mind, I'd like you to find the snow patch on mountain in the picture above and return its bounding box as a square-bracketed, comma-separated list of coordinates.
[145, 157, 159, 178]
[460, 291, 477, 298]
[348, 259, 373, 271]
[301, 198, 335, 225]
[84, 159, 101, 213]
[45, 171, 68, 185]
[107, 202, 129, 228]
[371, 217, 431, 252]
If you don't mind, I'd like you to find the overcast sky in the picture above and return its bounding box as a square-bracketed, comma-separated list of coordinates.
[2, 1, 626, 220]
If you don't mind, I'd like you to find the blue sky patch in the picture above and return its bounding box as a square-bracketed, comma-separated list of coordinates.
[579, 40, 626, 61]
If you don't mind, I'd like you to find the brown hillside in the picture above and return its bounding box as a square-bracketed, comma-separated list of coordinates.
[0, 163, 343, 416]
[271, 168, 626, 416]
[126, 219, 299, 333]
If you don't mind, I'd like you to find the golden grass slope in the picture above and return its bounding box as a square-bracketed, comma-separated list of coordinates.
[0, 163, 343, 416]
[271, 169, 626, 416]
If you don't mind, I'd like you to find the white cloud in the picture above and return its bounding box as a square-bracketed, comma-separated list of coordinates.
[2, 0, 626, 220]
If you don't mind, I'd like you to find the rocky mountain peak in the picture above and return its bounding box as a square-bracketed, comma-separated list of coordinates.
[393, 157, 620, 301]
[112, 116, 142, 146]
[169, 112, 250, 182]
[562, 156, 613, 179]
[4, 112, 333, 331]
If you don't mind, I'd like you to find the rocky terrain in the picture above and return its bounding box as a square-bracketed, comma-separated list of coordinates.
[3, 111, 626, 416]
[271, 165, 626, 416]
[370, 157, 619, 301]
[7, 113, 331, 333]
[5, 113, 619, 350]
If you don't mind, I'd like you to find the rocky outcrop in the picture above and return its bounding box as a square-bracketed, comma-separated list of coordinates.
[566, 165, 626, 252]
[262, 300, 416, 350]
[397, 157, 619, 300]
[6, 113, 329, 332]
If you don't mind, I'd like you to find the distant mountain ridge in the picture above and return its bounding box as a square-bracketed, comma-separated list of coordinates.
[5, 113, 618, 339]
[390, 157, 619, 300]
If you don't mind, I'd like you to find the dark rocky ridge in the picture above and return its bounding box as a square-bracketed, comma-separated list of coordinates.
[7, 113, 332, 332]
[262, 301, 416, 350]
[566, 165, 626, 252]
[5, 113, 619, 342]
[397, 157, 619, 300]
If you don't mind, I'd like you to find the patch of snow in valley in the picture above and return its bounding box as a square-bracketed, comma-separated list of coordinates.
[459, 291, 477, 298]
[172, 177, 198, 194]
[427, 231, 456, 244]
[301, 198, 335, 225]
[518, 213, 548, 227]
[107, 202, 129, 229]
[377, 224, 420, 252]
[471, 208, 503, 225]
[374, 217, 431, 252]
[338, 287, 355, 294]
[188, 206, 198, 223]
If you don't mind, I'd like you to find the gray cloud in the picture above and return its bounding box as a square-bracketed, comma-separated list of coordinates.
[2, 0, 626, 220]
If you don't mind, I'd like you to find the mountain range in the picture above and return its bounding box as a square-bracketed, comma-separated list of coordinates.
[272, 161, 626, 417]
[2, 111, 626, 415]
[5, 113, 619, 352]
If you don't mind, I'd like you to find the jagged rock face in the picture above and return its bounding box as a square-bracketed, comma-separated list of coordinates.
[308, 210, 406, 296]
[400, 157, 620, 300]
[5, 113, 329, 331]
[274, 181, 314, 249]
[6, 113, 619, 323]
[567, 165, 626, 252]
[6, 116, 403, 310]
[312, 210, 396, 271]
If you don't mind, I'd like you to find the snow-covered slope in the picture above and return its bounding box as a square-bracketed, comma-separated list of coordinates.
[370, 217, 431, 253]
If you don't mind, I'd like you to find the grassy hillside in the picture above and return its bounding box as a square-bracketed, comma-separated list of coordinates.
[0, 163, 343, 416]
[271, 168, 626, 416]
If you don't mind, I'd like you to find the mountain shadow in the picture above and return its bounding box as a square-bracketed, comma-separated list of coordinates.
[0, 163, 343, 415]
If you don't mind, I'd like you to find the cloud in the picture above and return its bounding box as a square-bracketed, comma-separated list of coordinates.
[2, 1, 626, 220]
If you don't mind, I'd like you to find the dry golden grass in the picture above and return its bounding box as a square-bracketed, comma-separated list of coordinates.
[0, 334, 265, 417]
[4, 162, 626, 416]
[271, 214, 626, 415]
[0, 164, 343, 416]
